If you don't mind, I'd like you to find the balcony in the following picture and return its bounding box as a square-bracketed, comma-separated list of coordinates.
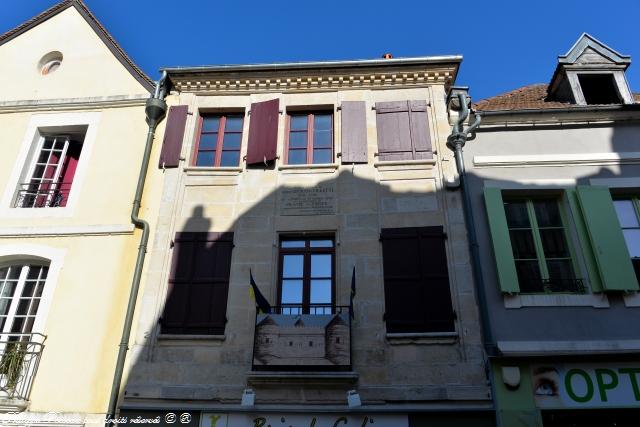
[252, 305, 351, 372]
[14, 182, 72, 208]
[0, 333, 46, 409]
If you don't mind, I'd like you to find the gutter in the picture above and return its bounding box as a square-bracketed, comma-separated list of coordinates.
[105, 71, 168, 423]
[477, 103, 640, 117]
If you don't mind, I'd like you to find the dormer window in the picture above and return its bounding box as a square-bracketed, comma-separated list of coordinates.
[577, 74, 622, 105]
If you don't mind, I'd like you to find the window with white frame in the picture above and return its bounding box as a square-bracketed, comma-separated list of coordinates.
[0, 263, 48, 339]
[15, 130, 85, 208]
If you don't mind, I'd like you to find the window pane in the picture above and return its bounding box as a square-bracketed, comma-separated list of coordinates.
[290, 115, 308, 131]
[283, 255, 304, 278]
[314, 114, 332, 131]
[281, 240, 305, 248]
[313, 130, 332, 148]
[310, 239, 333, 248]
[288, 150, 307, 165]
[202, 117, 220, 132]
[515, 261, 543, 292]
[310, 279, 332, 304]
[504, 201, 530, 227]
[289, 131, 307, 149]
[509, 230, 537, 259]
[311, 254, 332, 277]
[614, 200, 639, 228]
[540, 229, 570, 258]
[196, 151, 215, 166]
[623, 229, 640, 257]
[199, 133, 217, 150]
[281, 279, 303, 304]
[534, 200, 562, 227]
[547, 259, 575, 282]
[312, 149, 332, 164]
[222, 133, 242, 150]
[37, 150, 50, 164]
[225, 116, 243, 132]
[220, 151, 240, 167]
[43, 137, 54, 149]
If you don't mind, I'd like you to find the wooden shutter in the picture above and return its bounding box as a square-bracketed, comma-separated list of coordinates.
[158, 105, 188, 168]
[575, 186, 639, 292]
[162, 232, 234, 334]
[483, 188, 520, 293]
[246, 99, 279, 165]
[408, 100, 433, 160]
[381, 226, 455, 333]
[340, 101, 368, 163]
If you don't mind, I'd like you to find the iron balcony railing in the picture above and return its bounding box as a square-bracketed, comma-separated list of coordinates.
[520, 278, 585, 294]
[0, 333, 46, 401]
[14, 182, 72, 208]
[252, 305, 352, 372]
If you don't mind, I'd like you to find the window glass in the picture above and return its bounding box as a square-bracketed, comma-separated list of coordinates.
[0, 264, 48, 337]
[614, 200, 639, 228]
[287, 112, 333, 165]
[281, 240, 305, 248]
[195, 114, 243, 167]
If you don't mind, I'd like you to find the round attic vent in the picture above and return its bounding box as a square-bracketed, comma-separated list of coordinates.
[38, 51, 63, 75]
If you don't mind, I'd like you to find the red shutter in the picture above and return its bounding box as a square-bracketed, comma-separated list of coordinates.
[380, 226, 454, 333]
[409, 100, 433, 159]
[340, 101, 368, 163]
[375, 101, 413, 161]
[57, 141, 82, 207]
[246, 99, 279, 165]
[162, 232, 234, 335]
[158, 105, 188, 169]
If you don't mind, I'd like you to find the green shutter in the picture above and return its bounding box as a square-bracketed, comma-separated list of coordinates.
[484, 187, 520, 293]
[576, 186, 639, 292]
[566, 189, 604, 293]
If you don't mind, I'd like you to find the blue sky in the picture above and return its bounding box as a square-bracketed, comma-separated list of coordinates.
[2, 0, 639, 101]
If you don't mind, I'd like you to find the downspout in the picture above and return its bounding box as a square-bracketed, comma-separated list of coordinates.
[445, 90, 496, 354]
[106, 72, 168, 423]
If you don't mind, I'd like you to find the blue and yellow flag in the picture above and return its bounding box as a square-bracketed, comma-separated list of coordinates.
[249, 269, 272, 314]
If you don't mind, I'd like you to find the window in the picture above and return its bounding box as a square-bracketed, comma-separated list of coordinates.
[503, 197, 581, 293]
[16, 134, 83, 208]
[194, 114, 244, 167]
[578, 74, 622, 105]
[375, 100, 432, 161]
[161, 232, 234, 335]
[380, 227, 455, 334]
[0, 263, 48, 339]
[613, 197, 640, 281]
[278, 236, 334, 314]
[285, 112, 333, 165]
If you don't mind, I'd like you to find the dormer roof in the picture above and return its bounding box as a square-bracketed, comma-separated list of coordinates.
[557, 33, 631, 68]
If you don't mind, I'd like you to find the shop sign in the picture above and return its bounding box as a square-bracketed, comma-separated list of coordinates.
[532, 363, 640, 408]
[201, 413, 408, 427]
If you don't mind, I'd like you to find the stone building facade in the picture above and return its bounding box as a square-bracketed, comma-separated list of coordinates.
[122, 57, 494, 426]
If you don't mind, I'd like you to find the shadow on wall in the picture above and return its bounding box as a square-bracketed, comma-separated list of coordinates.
[120, 163, 487, 406]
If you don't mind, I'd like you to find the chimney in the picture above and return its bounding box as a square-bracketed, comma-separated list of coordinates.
[382, 53, 393, 59]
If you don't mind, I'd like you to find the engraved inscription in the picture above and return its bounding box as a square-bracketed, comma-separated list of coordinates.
[280, 184, 336, 216]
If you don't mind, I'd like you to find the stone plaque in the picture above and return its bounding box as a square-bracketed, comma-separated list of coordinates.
[279, 183, 336, 216]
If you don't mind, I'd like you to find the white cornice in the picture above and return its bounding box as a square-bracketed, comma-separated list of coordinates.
[0, 94, 148, 113]
[474, 152, 640, 168]
[0, 224, 134, 237]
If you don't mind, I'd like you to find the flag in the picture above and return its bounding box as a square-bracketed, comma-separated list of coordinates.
[349, 266, 356, 319]
[249, 269, 272, 314]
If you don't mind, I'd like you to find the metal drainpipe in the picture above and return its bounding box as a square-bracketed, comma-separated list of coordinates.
[106, 72, 168, 424]
[445, 92, 497, 354]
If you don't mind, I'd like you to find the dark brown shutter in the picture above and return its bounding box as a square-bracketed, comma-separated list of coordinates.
[340, 101, 368, 163]
[158, 105, 188, 168]
[246, 99, 279, 165]
[161, 232, 234, 335]
[380, 226, 454, 333]
[375, 101, 412, 161]
[409, 100, 433, 159]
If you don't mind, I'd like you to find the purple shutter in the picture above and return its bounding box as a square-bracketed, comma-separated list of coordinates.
[409, 100, 433, 159]
[375, 101, 412, 161]
[340, 101, 368, 163]
[162, 232, 234, 335]
[380, 226, 454, 333]
[158, 105, 188, 168]
[246, 99, 279, 165]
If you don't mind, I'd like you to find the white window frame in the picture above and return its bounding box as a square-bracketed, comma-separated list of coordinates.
[0, 112, 101, 218]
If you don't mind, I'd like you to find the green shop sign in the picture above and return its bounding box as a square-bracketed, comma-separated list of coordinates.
[532, 363, 640, 408]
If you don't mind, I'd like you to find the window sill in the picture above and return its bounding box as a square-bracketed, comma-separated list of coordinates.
[157, 334, 226, 345]
[623, 292, 640, 307]
[278, 163, 339, 174]
[184, 166, 243, 175]
[374, 159, 436, 169]
[503, 293, 610, 308]
[386, 332, 458, 345]
[374, 159, 436, 181]
[246, 371, 358, 386]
